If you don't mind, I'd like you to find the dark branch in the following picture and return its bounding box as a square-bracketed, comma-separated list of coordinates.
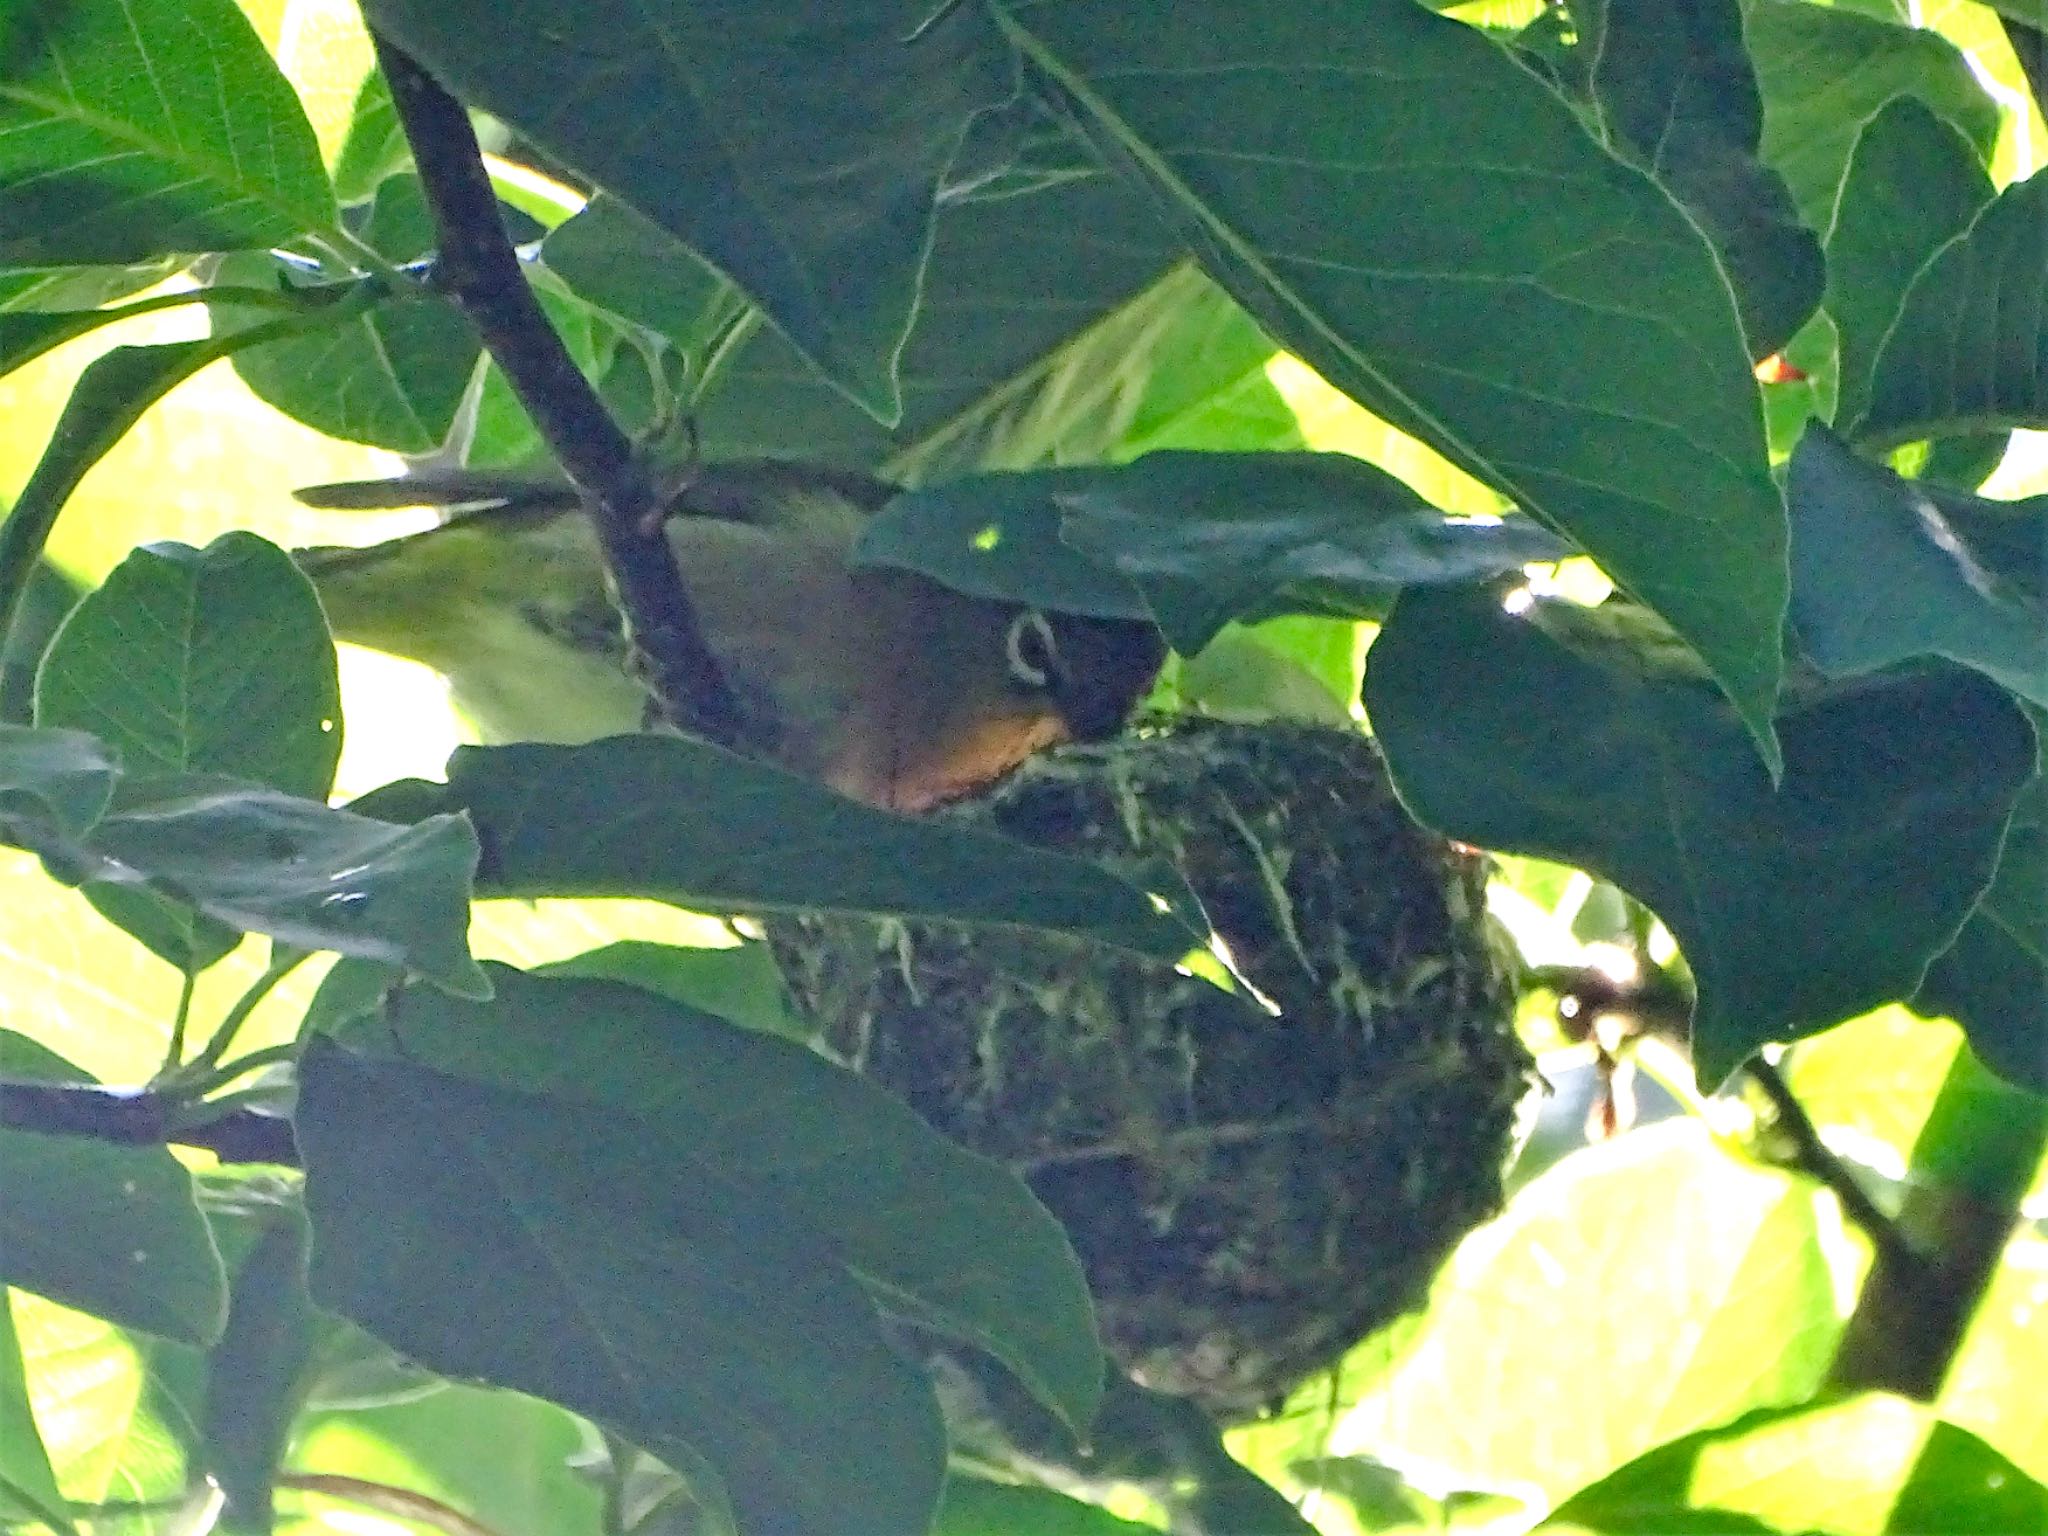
[369, 34, 752, 749]
[0, 1079, 299, 1164]
[1744, 1056, 1907, 1267]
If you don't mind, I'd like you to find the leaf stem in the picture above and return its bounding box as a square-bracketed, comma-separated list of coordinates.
[161, 966, 199, 1071]
[279, 1474, 505, 1536]
[177, 952, 305, 1079]
[369, 34, 751, 750]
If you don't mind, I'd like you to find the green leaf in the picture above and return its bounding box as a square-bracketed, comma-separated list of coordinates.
[1787, 427, 2046, 708]
[1058, 450, 1571, 652]
[365, 0, 1012, 422]
[330, 68, 407, 203]
[37, 535, 342, 795]
[0, 724, 116, 842]
[1364, 586, 2037, 1082]
[541, 939, 807, 1040]
[0, 1294, 77, 1536]
[1749, 0, 2000, 231]
[1545, 1393, 2048, 1535]
[1851, 169, 2048, 447]
[539, 196, 747, 364]
[934, 1477, 1156, 1535]
[84, 776, 486, 997]
[296, 1038, 948, 1536]
[198, 1184, 317, 1533]
[0, 0, 335, 264]
[696, 170, 1292, 477]
[386, 735, 1206, 962]
[330, 964, 1103, 1433]
[1917, 789, 2046, 1092]
[221, 180, 481, 452]
[1336, 1123, 1839, 1505]
[0, 305, 367, 648]
[1582, 0, 1824, 356]
[1824, 99, 1994, 436]
[1003, 0, 1787, 763]
[0, 1036, 227, 1346]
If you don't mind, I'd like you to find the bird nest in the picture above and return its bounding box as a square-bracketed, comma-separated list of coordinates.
[768, 718, 1531, 1418]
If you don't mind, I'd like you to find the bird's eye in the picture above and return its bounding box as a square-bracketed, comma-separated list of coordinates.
[1005, 610, 1061, 689]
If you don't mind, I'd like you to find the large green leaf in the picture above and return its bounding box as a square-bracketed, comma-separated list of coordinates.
[372, 735, 1206, 962]
[1788, 427, 2046, 708]
[81, 775, 485, 997]
[1334, 1123, 1839, 1505]
[1544, 1394, 2048, 1535]
[0, 1036, 227, 1347]
[326, 963, 1102, 1434]
[0, 1294, 75, 1536]
[220, 176, 480, 452]
[1003, 0, 1787, 762]
[934, 1477, 1157, 1535]
[297, 1039, 948, 1536]
[542, 939, 806, 1041]
[1824, 99, 1994, 437]
[0, 0, 335, 265]
[36, 535, 342, 796]
[1583, 0, 1824, 356]
[1748, 0, 2001, 231]
[538, 195, 748, 369]
[1852, 169, 2048, 447]
[364, 0, 1011, 422]
[0, 724, 116, 842]
[1364, 585, 2036, 1082]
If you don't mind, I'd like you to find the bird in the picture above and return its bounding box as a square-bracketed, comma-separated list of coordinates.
[292, 460, 1167, 812]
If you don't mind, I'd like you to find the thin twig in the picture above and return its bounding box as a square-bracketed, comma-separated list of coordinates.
[369, 34, 751, 749]
[280, 1474, 506, 1536]
[1744, 1056, 1909, 1267]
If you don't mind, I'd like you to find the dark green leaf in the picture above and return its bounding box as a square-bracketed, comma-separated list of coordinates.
[0, 723, 116, 842]
[331, 964, 1102, 1432]
[1006, 0, 1787, 762]
[0, 1036, 227, 1345]
[1852, 169, 2048, 447]
[1364, 586, 2037, 1082]
[1058, 450, 1571, 652]
[221, 179, 480, 452]
[0, 0, 335, 264]
[365, 0, 1012, 422]
[1788, 427, 2046, 707]
[1750, 0, 2000, 230]
[297, 1039, 948, 1536]
[695, 168, 1288, 478]
[540, 196, 747, 363]
[853, 468, 1154, 618]
[200, 1190, 316, 1532]
[36, 535, 342, 795]
[86, 776, 486, 997]
[392, 736, 1206, 961]
[1544, 1393, 2048, 1534]
[934, 1477, 1156, 1535]
[0, 1290, 76, 1536]
[541, 939, 807, 1040]
[1825, 98, 1994, 436]
[1583, 0, 1824, 356]
[1918, 801, 2046, 1093]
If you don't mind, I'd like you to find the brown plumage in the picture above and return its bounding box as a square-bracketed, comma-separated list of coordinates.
[295, 462, 1165, 811]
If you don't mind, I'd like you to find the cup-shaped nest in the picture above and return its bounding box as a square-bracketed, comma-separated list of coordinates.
[769, 719, 1532, 1418]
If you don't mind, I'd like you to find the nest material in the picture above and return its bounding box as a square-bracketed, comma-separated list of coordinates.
[768, 719, 1531, 1418]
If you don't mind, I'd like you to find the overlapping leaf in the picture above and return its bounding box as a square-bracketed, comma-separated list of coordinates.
[364, 0, 1012, 420]
[298, 1039, 948, 1536]
[1002, 0, 1786, 761]
[0, 0, 335, 265]
[1365, 586, 2035, 1081]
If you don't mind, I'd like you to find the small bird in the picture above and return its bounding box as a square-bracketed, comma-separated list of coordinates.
[294, 460, 1166, 811]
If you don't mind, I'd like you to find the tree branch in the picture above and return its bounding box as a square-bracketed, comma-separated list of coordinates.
[0, 1079, 298, 1164]
[369, 34, 752, 749]
[1744, 1056, 1909, 1268]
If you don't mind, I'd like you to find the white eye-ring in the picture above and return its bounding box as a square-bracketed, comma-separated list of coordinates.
[1005, 610, 1060, 688]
